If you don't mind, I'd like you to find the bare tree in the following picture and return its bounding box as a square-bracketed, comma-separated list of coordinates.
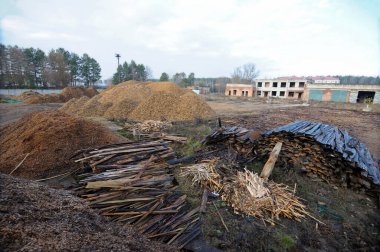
[231, 63, 259, 84]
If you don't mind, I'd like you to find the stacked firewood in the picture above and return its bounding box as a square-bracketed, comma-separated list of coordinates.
[202, 126, 379, 195]
[256, 133, 376, 193]
[74, 140, 200, 249]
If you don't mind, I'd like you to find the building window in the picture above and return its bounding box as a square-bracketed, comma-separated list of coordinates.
[258, 82, 262, 87]
[299, 82, 305, 88]
[288, 92, 294, 97]
[272, 91, 277, 96]
[228, 90, 231, 96]
[264, 91, 269, 97]
[265, 82, 270, 87]
[272, 82, 278, 87]
[242, 91, 244, 96]
[290, 82, 295, 88]
[281, 82, 286, 87]
[233, 90, 237, 95]
[245, 91, 249, 96]
[257, 91, 262, 96]
[280, 91, 285, 96]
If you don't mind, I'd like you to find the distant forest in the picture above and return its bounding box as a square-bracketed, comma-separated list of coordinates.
[336, 75, 380, 85]
[0, 44, 101, 88]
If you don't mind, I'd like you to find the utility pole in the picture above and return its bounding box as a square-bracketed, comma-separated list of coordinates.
[115, 53, 121, 83]
[115, 53, 121, 67]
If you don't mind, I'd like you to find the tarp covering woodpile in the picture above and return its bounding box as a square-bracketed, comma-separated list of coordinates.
[263, 120, 380, 185]
[202, 121, 380, 192]
[61, 81, 216, 121]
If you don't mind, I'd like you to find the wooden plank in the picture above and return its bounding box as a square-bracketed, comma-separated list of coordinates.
[260, 142, 282, 180]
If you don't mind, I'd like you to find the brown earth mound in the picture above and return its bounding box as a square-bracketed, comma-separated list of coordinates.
[62, 81, 216, 121]
[0, 174, 172, 251]
[0, 110, 122, 179]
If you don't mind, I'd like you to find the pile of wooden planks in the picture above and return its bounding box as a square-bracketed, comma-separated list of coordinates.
[74, 140, 200, 249]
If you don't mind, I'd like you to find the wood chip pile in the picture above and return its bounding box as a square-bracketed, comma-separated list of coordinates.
[74, 140, 201, 249]
[62, 81, 216, 121]
[180, 160, 312, 224]
[17, 87, 98, 104]
[0, 110, 122, 179]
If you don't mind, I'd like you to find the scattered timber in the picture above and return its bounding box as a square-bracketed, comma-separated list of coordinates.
[74, 140, 200, 249]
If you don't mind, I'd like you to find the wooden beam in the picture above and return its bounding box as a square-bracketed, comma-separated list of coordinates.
[260, 142, 282, 180]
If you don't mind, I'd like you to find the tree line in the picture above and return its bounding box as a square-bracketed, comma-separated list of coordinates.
[337, 75, 380, 85]
[112, 60, 152, 84]
[0, 44, 101, 88]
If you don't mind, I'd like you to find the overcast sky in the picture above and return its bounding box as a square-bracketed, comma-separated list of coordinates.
[1, 0, 379, 79]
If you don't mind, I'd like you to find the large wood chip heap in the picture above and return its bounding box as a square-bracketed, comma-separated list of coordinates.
[202, 122, 380, 194]
[74, 140, 201, 249]
[0, 110, 121, 179]
[180, 160, 312, 225]
[61, 81, 216, 121]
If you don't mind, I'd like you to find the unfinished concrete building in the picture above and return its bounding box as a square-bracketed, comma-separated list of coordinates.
[255, 77, 306, 100]
[225, 84, 255, 97]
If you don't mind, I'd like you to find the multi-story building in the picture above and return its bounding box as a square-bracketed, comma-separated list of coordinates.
[255, 76, 307, 100]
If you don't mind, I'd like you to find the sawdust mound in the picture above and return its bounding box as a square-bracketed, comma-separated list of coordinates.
[104, 99, 139, 120]
[129, 92, 180, 121]
[0, 174, 172, 251]
[78, 96, 113, 117]
[0, 110, 122, 179]
[60, 96, 90, 114]
[175, 92, 216, 120]
[22, 87, 98, 104]
[62, 81, 216, 121]
[14, 90, 42, 100]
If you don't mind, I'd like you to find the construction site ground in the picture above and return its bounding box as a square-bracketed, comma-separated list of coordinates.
[1, 95, 379, 251]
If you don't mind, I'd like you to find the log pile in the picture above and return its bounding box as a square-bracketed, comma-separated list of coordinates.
[74, 140, 200, 249]
[202, 121, 380, 194]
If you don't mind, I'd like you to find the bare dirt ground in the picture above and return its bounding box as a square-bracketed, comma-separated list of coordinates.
[0, 103, 62, 126]
[206, 96, 380, 160]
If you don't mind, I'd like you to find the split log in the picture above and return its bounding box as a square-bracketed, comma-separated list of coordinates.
[260, 142, 282, 180]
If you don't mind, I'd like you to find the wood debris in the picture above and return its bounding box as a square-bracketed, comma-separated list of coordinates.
[180, 159, 315, 225]
[222, 169, 312, 225]
[74, 140, 201, 249]
[125, 120, 173, 133]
